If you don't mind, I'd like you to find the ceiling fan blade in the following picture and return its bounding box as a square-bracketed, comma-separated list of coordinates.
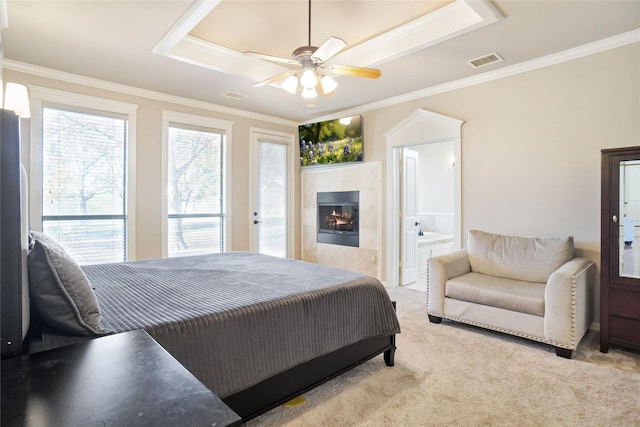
[316, 82, 334, 97]
[312, 37, 347, 63]
[244, 51, 297, 65]
[254, 70, 292, 88]
[326, 64, 382, 79]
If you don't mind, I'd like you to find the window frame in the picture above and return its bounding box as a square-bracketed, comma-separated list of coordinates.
[161, 110, 233, 257]
[29, 86, 138, 261]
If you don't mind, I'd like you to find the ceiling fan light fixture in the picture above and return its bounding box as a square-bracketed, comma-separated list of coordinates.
[282, 75, 298, 94]
[302, 87, 317, 99]
[246, 0, 380, 99]
[300, 68, 318, 89]
[320, 75, 338, 94]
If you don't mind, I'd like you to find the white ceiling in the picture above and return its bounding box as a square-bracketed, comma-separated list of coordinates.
[2, 1, 639, 123]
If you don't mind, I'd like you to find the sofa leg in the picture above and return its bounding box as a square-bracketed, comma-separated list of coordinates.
[428, 315, 442, 324]
[555, 347, 573, 359]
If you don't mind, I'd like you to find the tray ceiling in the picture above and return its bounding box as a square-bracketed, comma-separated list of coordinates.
[2, 0, 638, 122]
[153, 0, 502, 86]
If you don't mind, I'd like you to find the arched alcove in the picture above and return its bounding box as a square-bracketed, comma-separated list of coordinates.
[384, 109, 463, 287]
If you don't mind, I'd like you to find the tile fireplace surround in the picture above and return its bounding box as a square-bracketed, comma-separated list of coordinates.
[302, 162, 381, 279]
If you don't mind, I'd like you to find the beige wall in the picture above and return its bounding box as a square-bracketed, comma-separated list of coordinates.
[359, 42, 640, 321]
[5, 41, 639, 322]
[5, 69, 300, 260]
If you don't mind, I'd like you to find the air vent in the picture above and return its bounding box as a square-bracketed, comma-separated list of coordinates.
[223, 91, 247, 100]
[467, 52, 504, 69]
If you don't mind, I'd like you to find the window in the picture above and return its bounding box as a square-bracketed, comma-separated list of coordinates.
[163, 111, 232, 258]
[167, 126, 225, 257]
[41, 108, 128, 264]
[29, 86, 138, 265]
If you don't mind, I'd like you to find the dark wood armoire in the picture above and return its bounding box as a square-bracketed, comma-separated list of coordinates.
[600, 146, 640, 352]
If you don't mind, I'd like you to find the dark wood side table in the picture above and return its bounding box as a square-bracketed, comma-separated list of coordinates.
[1, 329, 241, 426]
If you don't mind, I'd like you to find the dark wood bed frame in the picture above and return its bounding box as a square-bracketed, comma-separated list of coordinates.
[225, 309, 396, 421]
[0, 113, 397, 422]
[1, 109, 26, 361]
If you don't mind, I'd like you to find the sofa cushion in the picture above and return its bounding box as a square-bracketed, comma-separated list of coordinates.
[467, 230, 574, 283]
[446, 272, 546, 316]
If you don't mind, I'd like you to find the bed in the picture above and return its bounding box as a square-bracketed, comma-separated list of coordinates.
[87, 250, 400, 419]
[0, 119, 400, 421]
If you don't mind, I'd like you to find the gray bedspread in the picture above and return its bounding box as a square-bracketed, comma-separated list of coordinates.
[82, 252, 400, 398]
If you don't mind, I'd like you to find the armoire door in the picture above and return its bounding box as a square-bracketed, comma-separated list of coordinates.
[600, 146, 640, 353]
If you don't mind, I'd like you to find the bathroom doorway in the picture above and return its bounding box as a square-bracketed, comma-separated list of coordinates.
[397, 142, 456, 288]
[384, 109, 463, 288]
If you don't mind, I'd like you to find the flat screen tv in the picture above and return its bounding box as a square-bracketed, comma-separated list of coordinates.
[298, 115, 363, 167]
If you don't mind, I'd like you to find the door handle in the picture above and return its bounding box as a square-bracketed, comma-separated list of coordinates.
[613, 215, 618, 223]
[254, 220, 262, 224]
[415, 221, 421, 227]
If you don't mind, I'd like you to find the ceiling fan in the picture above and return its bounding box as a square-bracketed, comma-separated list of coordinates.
[244, 0, 381, 98]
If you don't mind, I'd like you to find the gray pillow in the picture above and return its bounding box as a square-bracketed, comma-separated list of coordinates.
[28, 230, 111, 336]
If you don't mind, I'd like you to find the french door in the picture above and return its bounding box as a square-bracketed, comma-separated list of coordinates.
[250, 129, 295, 257]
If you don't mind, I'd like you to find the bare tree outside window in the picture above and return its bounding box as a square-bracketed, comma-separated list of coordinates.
[167, 126, 225, 257]
[41, 108, 127, 264]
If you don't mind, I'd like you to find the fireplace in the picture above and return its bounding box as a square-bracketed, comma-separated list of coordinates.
[317, 191, 359, 247]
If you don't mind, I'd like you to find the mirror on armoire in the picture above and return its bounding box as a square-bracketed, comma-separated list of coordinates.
[601, 147, 640, 353]
[619, 160, 640, 278]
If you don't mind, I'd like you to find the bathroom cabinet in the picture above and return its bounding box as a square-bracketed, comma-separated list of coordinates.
[417, 234, 454, 289]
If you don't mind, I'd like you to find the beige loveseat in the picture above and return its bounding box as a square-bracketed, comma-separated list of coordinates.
[427, 230, 595, 358]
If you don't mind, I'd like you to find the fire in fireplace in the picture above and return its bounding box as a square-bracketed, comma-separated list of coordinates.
[317, 191, 359, 247]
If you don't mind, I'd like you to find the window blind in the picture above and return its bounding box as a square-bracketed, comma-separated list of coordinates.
[167, 125, 225, 257]
[41, 107, 128, 264]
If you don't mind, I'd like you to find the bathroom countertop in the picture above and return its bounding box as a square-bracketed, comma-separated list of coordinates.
[418, 232, 454, 246]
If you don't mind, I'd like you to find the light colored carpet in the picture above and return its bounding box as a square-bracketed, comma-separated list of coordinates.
[247, 287, 640, 426]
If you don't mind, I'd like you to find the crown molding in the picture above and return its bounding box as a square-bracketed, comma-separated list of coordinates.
[0, 0, 8, 30]
[2, 59, 298, 127]
[332, 0, 502, 67]
[151, 0, 219, 57]
[152, 0, 502, 87]
[314, 29, 640, 123]
[3, 29, 638, 127]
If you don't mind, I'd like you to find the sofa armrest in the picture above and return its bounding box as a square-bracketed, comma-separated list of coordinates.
[544, 258, 595, 348]
[427, 250, 471, 314]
